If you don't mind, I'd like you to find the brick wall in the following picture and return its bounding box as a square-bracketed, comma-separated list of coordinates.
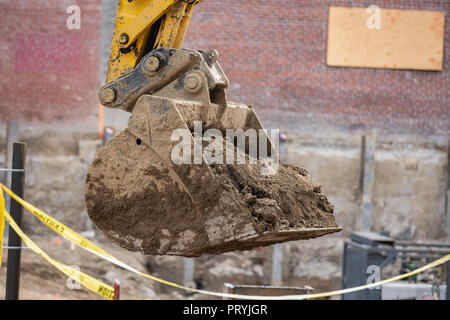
[1, 0, 448, 136]
[185, 0, 449, 136]
[0, 0, 100, 124]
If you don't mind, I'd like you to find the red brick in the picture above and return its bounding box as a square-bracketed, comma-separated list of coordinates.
[185, 0, 449, 136]
[0, 0, 100, 124]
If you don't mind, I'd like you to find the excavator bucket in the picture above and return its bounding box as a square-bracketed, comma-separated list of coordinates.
[85, 49, 341, 257]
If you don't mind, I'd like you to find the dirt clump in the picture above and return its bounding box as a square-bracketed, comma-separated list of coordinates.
[210, 160, 337, 234]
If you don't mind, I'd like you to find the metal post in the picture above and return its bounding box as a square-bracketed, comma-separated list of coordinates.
[361, 134, 376, 232]
[5, 143, 26, 300]
[341, 241, 348, 299]
[271, 244, 283, 286]
[270, 133, 288, 287]
[223, 283, 234, 300]
[445, 139, 450, 242]
[113, 279, 121, 300]
[446, 260, 449, 300]
[183, 258, 196, 289]
[358, 136, 366, 195]
[4, 122, 19, 237]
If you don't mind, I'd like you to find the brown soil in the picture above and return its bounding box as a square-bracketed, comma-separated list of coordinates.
[210, 162, 337, 233]
[85, 130, 340, 257]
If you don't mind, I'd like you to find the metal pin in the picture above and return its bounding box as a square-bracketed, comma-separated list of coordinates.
[0, 169, 25, 173]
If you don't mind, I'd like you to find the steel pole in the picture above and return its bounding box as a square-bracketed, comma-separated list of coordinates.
[5, 143, 26, 300]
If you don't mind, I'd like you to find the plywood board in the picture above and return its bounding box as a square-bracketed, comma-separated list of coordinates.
[327, 7, 445, 70]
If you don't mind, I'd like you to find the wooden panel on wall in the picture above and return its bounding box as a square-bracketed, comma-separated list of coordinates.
[327, 7, 445, 71]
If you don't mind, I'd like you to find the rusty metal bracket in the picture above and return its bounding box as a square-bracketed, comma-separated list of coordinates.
[99, 48, 229, 113]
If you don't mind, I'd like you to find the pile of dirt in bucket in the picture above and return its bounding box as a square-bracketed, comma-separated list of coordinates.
[85, 130, 340, 257]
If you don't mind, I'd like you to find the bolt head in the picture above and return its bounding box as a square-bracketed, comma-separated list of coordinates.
[100, 88, 116, 104]
[206, 49, 219, 63]
[145, 56, 160, 72]
[184, 74, 202, 92]
[119, 33, 129, 45]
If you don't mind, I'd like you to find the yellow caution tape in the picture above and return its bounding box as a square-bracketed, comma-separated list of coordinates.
[298, 253, 450, 299]
[0, 185, 114, 260]
[0, 188, 5, 270]
[0, 188, 114, 300]
[1, 183, 449, 300]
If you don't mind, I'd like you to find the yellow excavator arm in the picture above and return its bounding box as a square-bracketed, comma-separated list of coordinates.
[107, 0, 202, 82]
